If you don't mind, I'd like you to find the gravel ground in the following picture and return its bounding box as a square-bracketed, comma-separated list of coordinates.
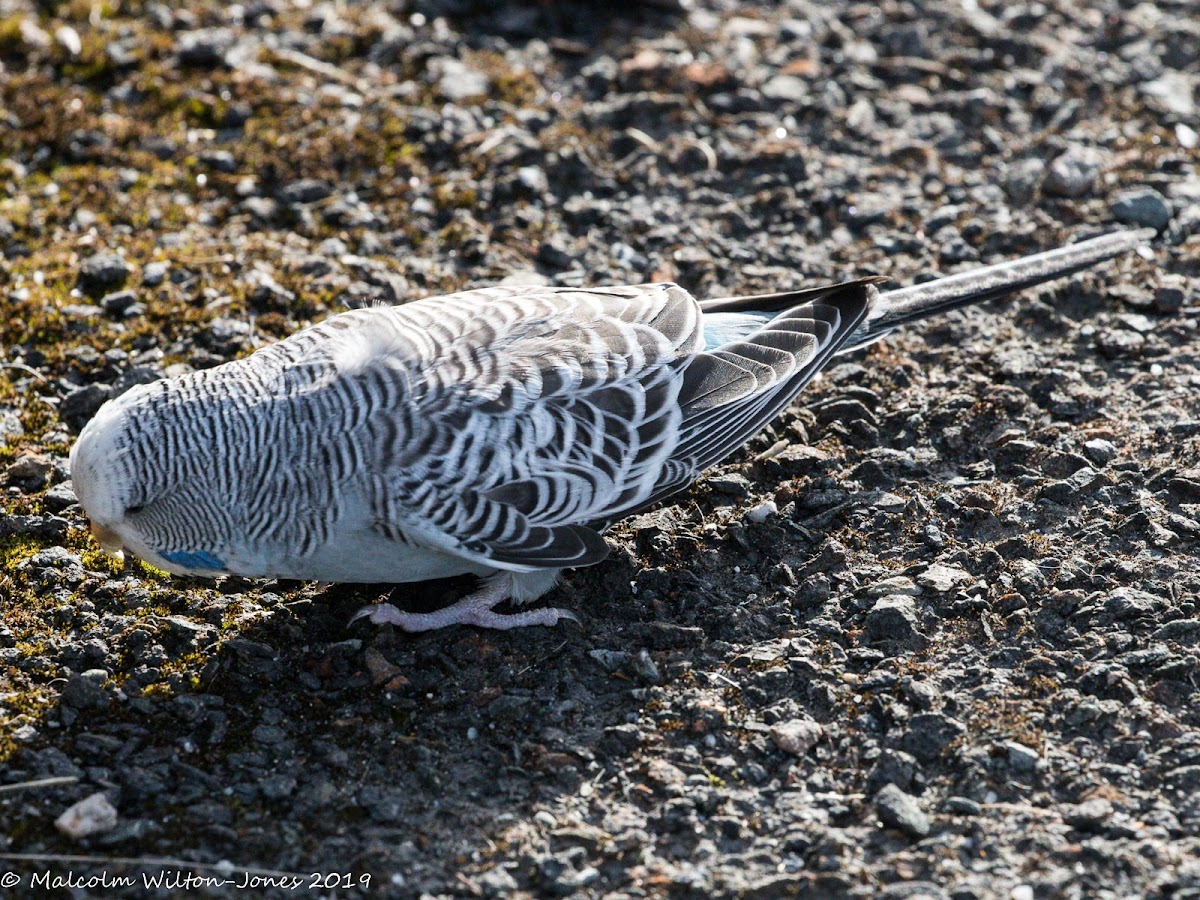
[1, 1, 1199, 898]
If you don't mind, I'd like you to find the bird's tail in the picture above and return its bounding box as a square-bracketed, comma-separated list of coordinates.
[842, 227, 1155, 351]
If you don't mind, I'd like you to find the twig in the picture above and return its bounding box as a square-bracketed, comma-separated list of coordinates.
[0, 363, 48, 383]
[0, 776, 80, 794]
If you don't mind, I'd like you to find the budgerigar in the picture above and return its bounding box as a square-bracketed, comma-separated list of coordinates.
[70, 229, 1153, 631]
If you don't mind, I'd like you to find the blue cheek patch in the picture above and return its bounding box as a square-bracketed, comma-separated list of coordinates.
[161, 550, 226, 570]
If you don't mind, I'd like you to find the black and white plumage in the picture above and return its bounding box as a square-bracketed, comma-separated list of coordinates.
[69, 229, 1153, 630]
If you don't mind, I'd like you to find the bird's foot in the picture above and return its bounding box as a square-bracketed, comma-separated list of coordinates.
[351, 577, 577, 632]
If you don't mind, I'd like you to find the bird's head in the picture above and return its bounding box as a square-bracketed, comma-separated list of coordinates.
[69, 379, 230, 576]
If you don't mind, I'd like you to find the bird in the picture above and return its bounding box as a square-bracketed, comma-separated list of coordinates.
[70, 228, 1154, 631]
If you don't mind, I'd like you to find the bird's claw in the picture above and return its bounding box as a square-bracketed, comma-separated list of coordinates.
[350, 600, 579, 632]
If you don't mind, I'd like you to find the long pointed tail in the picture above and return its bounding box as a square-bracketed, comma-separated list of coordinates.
[844, 227, 1155, 351]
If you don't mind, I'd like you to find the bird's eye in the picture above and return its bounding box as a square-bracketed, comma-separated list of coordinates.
[126, 504, 145, 516]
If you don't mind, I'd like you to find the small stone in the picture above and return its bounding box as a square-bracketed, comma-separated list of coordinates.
[78, 253, 131, 294]
[901, 713, 966, 762]
[745, 500, 778, 523]
[516, 165, 548, 194]
[1110, 187, 1172, 230]
[478, 867, 518, 897]
[760, 75, 807, 103]
[199, 150, 238, 173]
[866, 576, 922, 597]
[1003, 740, 1039, 774]
[874, 784, 931, 838]
[278, 179, 331, 205]
[0, 409, 24, 442]
[101, 289, 138, 315]
[916, 564, 972, 593]
[177, 28, 233, 68]
[537, 240, 575, 270]
[866, 749, 918, 794]
[945, 796, 981, 816]
[864, 595, 920, 641]
[708, 473, 751, 498]
[1082, 439, 1117, 466]
[770, 717, 823, 756]
[5, 452, 53, 491]
[1140, 72, 1196, 117]
[55, 792, 118, 840]
[1044, 146, 1105, 198]
[61, 303, 104, 318]
[1155, 274, 1189, 313]
[1064, 797, 1113, 831]
[142, 261, 170, 286]
[43, 481, 79, 512]
[61, 670, 110, 710]
[435, 58, 489, 100]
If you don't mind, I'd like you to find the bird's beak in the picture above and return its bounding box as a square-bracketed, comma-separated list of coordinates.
[90, 521, 125, 564]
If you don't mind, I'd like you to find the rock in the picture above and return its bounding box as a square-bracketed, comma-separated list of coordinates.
[101, 289, 139, 315]
[278, 179, 331, 205]
[516, 165, 548, 194]
[537, 240, 575, 269]
[1140, 72, 1196, 116]
[916, 564, 972, 593]
[866, 749, 919, 794]
[61, 669, 110, 710]
[434, 58, 489, 101]
[1003, 740, 1040, 774]
[78, 253, 131, 294]
[0, 409, 23, 442]
[478, 866, 519, 897]
[1110, 187, 1172, 230]
[1082, 439, 1117, 466]
[708, 473, 752, 498]
[199, 150, 238, 173]
[4, 452, 53, 491]
[874, 784, 931, 838]
[901, 713, 966, 762]
[177, 28, 233, 67]
[945, 796, 981, 816]
[745, 500, 778, 523]
[760, 75, 808, 103]
[142, 261, 170, 286]
[1064, 798, 1113, 831]
[771, 718, 823, 756]
[55, 792, 119, 840]
[1044, 146, 1105, 198]
[865, 595, 920, 641]
[1155, 274, 1189, 313]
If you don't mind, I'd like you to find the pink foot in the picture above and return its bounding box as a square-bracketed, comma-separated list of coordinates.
[351, 578, 578, 632]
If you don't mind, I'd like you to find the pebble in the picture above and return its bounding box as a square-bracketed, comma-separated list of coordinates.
[1110, 187, 1172, 230]
[916, 564, 972, 593]
[744, 500, 778, 523]
[435, 58, 489, 101]
[1064, 798, 1113, 831]
[78, 253, 131, 293]
[1043, 146, 1104, 198]
[864, 595, 921, 641]
[770, 718, 824, 756]
[874, 784, 931, 838]
[55, 792, 119, 840]
[1003, 740, 1040, 774]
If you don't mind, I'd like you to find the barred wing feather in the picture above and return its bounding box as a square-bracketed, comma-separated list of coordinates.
[359, 283, 699, 571]
[347, 279, 876, 571]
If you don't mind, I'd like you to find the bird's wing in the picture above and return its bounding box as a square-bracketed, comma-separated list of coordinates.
[335, 279, 874, 572]
[353, 283, 704, 572]
[592, 279, 879, 525]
